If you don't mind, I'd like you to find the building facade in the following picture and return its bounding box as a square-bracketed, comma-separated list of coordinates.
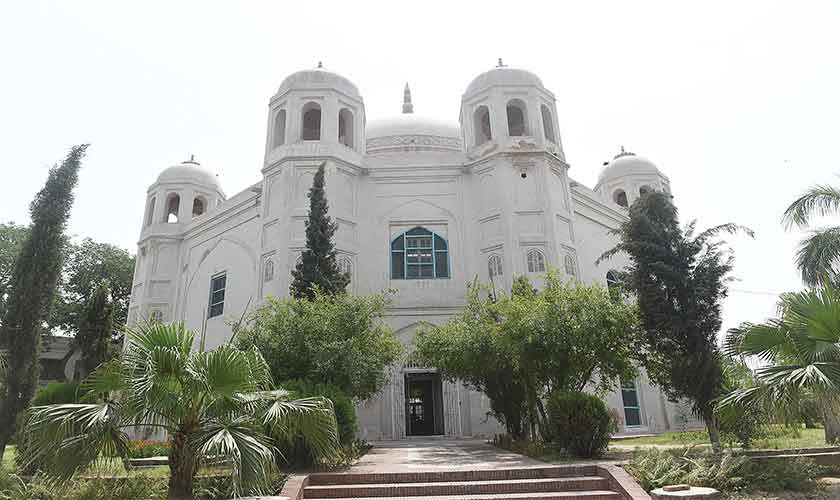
[127, 63, 700, 440]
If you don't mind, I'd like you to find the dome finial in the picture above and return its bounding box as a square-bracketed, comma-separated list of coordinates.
[316, 61, 323, 69]
[402, 83, 414, 114]
[496, 57, 506, 68]
[614, 146, 635, 159]
[183, 154, 199, 166]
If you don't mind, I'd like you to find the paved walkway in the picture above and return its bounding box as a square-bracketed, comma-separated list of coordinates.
[351, 439, 547, 473]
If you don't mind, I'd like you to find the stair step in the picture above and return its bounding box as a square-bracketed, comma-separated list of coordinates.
[307, 466, 599, 486]
[304, 477, 609, 498]
[325, 491, 622, 500]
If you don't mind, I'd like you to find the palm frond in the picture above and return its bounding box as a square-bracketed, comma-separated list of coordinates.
[783, 184, 840, 229]
[794, 227, 840, 287]
[261, 395, 338, 461]
[695, 223, 755, 242]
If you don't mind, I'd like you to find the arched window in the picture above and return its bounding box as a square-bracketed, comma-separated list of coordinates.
[606, 270, 621, 299]
[338, 256, 353, 282]
[338, 108, 354, 148]
[473, 105, 492, 146]
[164, 193, 180, 223]
[146, 197, 156, 227]
[192, 196, 206, 217]
[506, 99, 528, 136]
[564, 254, 577, 278]
[301, 102, 321, 141]
[488, 254, 503, 279]
[639, 185, 652, 197]
[273, 109, 286, 148]
[541, 105, 556, 143]
[264, 259, 274, 282]
[149, 309, 163, 323]
[613, 189, 628, 208]
[391, 227, 449, 279]
[526, 249, 546, 273]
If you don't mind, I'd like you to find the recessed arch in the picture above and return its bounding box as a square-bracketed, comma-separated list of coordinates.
[273, 109, 287, 148]
[391, 227, 449, 280]
[263, 259, 274, 282]
[164, 193, 180, 223]
[506, 99, 528, 136]
[301, 102, 322, 141]
[338, 108, 354, 148]
[526, 249, 546, 273]
[488, 253, 503, 279]
[613, 189, 628, 208]
[541, 104, 556, 143]
[639, 185, 653, 197]
[338, 255, 353, 283]
[146, 197, 156, 227]
[564, 254, 577, 278]
[192, 196, 207, 217]
[473, 105, 492, 146]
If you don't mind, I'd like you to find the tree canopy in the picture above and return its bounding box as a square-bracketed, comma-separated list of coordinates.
[235, 290, 402, 401]
[782, 183, 840, 287]
[413, 272, 641, 440]
[599, 190, 751, 449]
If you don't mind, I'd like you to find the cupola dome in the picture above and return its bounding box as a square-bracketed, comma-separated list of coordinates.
[275, 65, 360, 99]
[464, 63, 544, 97]
[598, 149, 662, 183]
[156, 157, 222, 192]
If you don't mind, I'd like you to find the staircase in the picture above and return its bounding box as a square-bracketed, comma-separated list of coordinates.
[295, 465, 637, 500]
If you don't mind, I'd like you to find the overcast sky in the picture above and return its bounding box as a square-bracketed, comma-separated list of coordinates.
[2, 0, 838, 335]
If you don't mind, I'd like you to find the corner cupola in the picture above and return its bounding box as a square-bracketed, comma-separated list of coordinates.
[460, 59, 564, 159]
[594, 147, 671, 208]
[142, 156, 225, 232]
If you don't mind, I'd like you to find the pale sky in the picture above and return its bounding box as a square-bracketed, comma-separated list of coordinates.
[2, 0, 839, 336]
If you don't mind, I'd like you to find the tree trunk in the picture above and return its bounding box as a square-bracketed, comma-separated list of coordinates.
[702, 410, 721, 453]
[818, 396, 840, 444]
[168, 430, 197, 500]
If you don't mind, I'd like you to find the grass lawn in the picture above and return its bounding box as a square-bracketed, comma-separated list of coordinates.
[612, 426, 830, 450]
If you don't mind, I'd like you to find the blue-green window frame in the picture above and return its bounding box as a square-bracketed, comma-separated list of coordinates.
[621, 379, 642, 427]
[208, 272, 227, 319]
[390, 227, 450, 279]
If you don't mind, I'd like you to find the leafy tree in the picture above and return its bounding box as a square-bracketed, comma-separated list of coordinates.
[414, 271, 641, 440]
[235, 291, 402, 401]
[74, 283, 114, 379]
[0, 145, 87, 459]
[782, 184, 840, 287]
[719, 284, 840, 444]
[599, 191, 752, 451]
[0, 222, 29, 321]
[290, 164, 349, 299]
[52, 238, 134, 334]
[20, 322, 338, 499]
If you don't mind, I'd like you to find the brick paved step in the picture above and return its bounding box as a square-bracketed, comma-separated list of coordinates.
[314, 491, 622, 500]
[304, 477, 610, 498]
[307, 466, 599, 486]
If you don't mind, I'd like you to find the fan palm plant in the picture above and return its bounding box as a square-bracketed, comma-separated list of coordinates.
[18, 322, 338, 500]
[783, 184, 840, 287]
[718, 284, 840, 444]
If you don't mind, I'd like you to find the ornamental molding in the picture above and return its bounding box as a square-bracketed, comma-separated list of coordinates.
[365, 134, 462, 153]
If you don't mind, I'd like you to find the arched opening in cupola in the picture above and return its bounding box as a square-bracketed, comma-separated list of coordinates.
[506, 99, 528, 136]
[301, 102, 322, 141]
[541, 105, 556, 143]
[273, 109, 286, 148]
[338, 108, 354, 148]
[164, 193, 180, 223]
[192, 196, 207, 217]
[473, 105, 492, 146]
[613, 189, 628, 208]
[145, 197, 156, 227]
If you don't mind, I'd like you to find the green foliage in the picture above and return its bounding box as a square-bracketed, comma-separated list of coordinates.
[236, 291, 402, 401]
[0, 222, 28, 322]
[281, 380, 357, 444]
[31, 381, 81, 406]
[74, 283, 115, 379]
[720, 284, 840, 444]
[601, 191, 751, 447]
[126, 440, 171, 459]
[19, 322, 337, 499]
[782, 183, 840, 287]
[290, 164, 349, 299]
[626, 448, 822, 493]
[0, 473, 168, 500]
[716, 356, 767, 448]
[0, 145, 88, 457]
[414, 272, 640, 440]
[546, 391, 617, 458]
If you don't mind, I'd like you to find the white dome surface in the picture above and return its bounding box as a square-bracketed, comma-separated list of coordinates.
[465, 67, 544, 96]
[276, 68, 360, 99]
[366, 114, 462, 154]
[598, 152, 661, 182]
[157, 161, 221, 191]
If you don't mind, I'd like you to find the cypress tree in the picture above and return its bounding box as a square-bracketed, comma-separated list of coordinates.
[75, 282, 114, 379]
[599, 191, 751, 451]
[290, 163, 349, 299]
[0, 144, 87, 458]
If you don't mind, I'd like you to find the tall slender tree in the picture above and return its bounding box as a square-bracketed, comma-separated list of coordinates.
[75, 283, 114, 379]
[599, 191, 751, 451]
[0, 144, 88, 458]
[290, 164, 349, 299]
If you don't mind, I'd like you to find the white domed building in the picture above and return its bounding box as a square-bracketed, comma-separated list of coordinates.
[129, 63, 695, 440]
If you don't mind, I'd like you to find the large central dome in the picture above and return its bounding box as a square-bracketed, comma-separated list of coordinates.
[365, 115, 462, 154]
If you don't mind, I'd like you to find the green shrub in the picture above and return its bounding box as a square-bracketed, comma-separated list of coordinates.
[126, 440, 170, 459]
[625, 448, 690, 491]
[31, 381, 82, 406]
[546, 391, 616, 458]
[282, 380, 357, 444]
[0, 473, 168, 500]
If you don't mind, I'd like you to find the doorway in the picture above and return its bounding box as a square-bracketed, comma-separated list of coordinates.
[405, 372, 444, 436]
